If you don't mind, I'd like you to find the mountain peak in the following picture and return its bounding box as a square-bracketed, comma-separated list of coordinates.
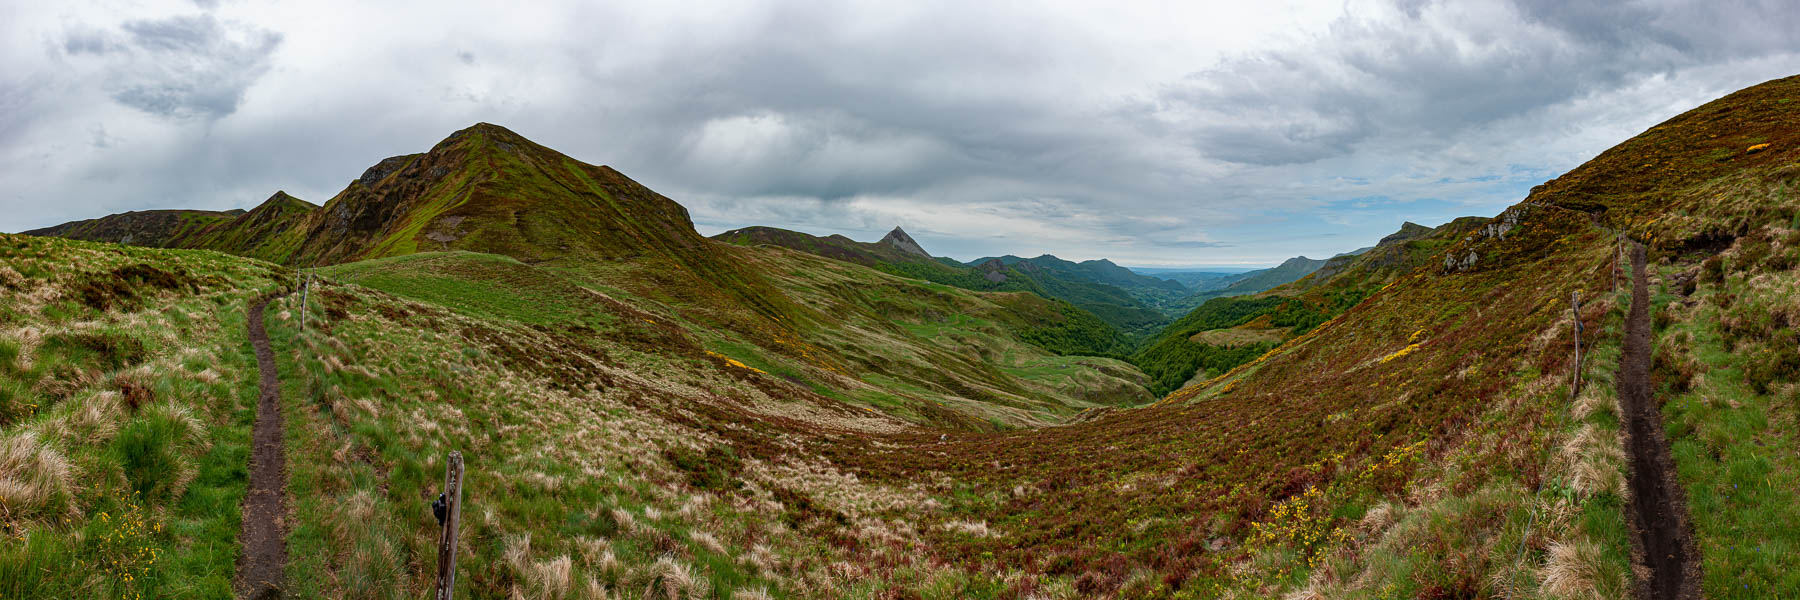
[879, 226, 930, 257]
[253, 190, 317, 212]
[1377, 221, 1434, 246]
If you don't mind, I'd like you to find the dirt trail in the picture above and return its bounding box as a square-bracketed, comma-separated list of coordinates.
[236, 293, 289, 599]
[1618, 243, 1700, 600]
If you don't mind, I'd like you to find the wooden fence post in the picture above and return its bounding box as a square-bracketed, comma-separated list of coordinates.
[1571, 291, 1583, 396]
[299, 270, 311, 331]
[434, 451, 465, 600]
[1612, 236, 1620, 293]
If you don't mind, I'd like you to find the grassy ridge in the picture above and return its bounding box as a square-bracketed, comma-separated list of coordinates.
[326, 246, 1149, 429]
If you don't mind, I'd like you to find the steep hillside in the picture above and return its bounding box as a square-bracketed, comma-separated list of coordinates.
[1197, 255, 1327, 298]
[1125, 74, 1800, 597]
[1131, 220, 1476, 396]
[179, 191, 319, 264]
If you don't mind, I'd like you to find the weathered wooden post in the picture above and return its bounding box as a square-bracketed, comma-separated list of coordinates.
[434, 451, 465, 600]
[299, 270, 311, 331]
[1612, 236, 1620, 293]
[1571, 291, 1583, 396]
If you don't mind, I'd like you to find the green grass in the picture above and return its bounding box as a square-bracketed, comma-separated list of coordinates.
[0, 233, 282, 599]
[1654, 255, 1800, 598]
[322, 251, 621, 328]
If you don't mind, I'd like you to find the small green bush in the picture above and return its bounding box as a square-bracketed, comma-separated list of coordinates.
[0, 338, 19, 374]
[663, 445, 743, 491]
[111, 412, 195, 505]
[0, 379, 43, 427]
[1746, 334, 1800, 395]
[1701, 255, 1725, 284]
[40, 330, 147, 371]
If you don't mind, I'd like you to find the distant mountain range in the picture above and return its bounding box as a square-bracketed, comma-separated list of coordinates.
[713, 226, 1169, 342]
[710, 223, 1367, 341]
[964, 254, 1187, 292]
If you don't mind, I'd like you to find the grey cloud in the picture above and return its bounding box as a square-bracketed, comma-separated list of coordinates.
[6, 0, 1800, 266]
[64, 15, 281, 119]
[62, 28, 122, 55]
[1146, 0, 1800, 166]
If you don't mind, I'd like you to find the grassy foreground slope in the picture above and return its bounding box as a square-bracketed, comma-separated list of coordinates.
[0, 234, 284, 598]
[1541, 73, 1800, 598]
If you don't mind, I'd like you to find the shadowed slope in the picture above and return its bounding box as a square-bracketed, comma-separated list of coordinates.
[22, 209, 243, 247]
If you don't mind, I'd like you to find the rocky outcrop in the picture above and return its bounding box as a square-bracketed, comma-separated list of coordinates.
[1445, 207, 1528, 273]
[879, 227, 930, 257]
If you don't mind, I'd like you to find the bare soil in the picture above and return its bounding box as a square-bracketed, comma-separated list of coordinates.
[235, 293, 289, 599]
[1619, 243, 1701, 600]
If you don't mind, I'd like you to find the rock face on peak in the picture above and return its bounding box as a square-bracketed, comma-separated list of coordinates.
[879, 227, 930, 257]
[976, 258, 1010, 283]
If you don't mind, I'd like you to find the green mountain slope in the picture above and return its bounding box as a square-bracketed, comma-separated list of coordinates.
[179, 191, 320, 263]
[1195, 255, 1328, 298]
[1131, 219, 1487, 396]
[716, 227, 1172, 340]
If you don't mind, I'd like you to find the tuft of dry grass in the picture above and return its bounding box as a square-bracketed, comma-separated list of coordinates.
[1570, 388, 1618, 422]
[37, 390, 124, 447]
[689, 530, 725, 554]
[595, 550, 623, 587]
[1540, 538, 1616, 600]
[0, 431, 74, 520]
[940, 519, 992, 538]
[1562, 425, 1624, 498]
[642, 556, 709, 600]
[1358, 501, 1397, 536]
[731, 586, 774, 600]
[532, 555, 574, 600]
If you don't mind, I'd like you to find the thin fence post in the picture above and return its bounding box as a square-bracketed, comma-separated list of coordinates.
[1571, 291, 1583, 396]
[299, 269, 310, 331]
[1612, 235, 1620, 293]
[434, 451, 465, 600]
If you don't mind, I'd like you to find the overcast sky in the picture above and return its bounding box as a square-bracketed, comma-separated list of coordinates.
[3, 0, 1797, 267]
